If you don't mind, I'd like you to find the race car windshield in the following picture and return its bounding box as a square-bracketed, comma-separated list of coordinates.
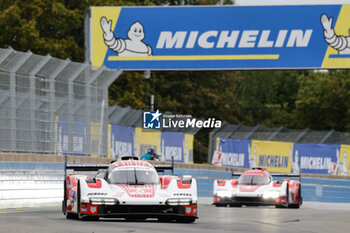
[238, 175, 270, 185]
[108, 169, 160, 185]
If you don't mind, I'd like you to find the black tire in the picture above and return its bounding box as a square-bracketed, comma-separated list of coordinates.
[66, 212, 78, 219]
[62, 181, 66, 215]
[158, 217, 173, 222]
[176, 217, 196, 223]
[125, 217, 146, 222]
[229, 203, 242, 207]
[82, 216, 100, 221]
[77, 180, 83, 220]
[285, 182, 290, 208]
[214, 203, 227, 207]
[289, 184, 302, 209]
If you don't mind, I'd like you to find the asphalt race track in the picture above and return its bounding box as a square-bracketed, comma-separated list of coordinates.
[0, 205, 349, 233]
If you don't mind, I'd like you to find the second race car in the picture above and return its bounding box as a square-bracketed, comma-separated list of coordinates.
[213, 167, 302, 208]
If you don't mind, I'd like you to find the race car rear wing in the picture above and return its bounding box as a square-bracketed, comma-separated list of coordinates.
[65, 164, 109, 171]
[64, 163, 109, 177]
[154, 156, 174, 175]
[231, 168, 301, 182]
[64, 156, 175, 176]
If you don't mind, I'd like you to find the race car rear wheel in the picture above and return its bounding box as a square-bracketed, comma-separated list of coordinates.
[229, 203, 242, 207]
[175, 217, 196, 223]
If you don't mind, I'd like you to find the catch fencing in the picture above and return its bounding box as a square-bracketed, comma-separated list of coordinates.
[0, 47, 122, 156]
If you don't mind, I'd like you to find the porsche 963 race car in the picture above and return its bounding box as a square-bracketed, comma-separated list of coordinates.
[62, 157, 198, 222]
[213, 168, 302, 208]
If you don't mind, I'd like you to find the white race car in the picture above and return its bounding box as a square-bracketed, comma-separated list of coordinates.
[213, 168, 302, 208]
[62, 157, 198, 222]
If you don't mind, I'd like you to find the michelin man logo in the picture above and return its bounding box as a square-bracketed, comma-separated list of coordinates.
[100, 17, 153, 56]
[321, 14, 350, 54]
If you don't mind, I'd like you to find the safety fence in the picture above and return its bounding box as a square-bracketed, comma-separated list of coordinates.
[1, 162, 349, 209]
[0, 47, 122, 157]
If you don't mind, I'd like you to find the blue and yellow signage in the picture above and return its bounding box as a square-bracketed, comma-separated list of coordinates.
[250, 140, 293, 173]
[90, 5, 350, 70]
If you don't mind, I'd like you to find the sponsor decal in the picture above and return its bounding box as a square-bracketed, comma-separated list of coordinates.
[173, 193, 192, 196]
[91, 6, 350, 70]
[118, 184, 156, 198]
[90, 206, 97, 214]
[258, 155, 289, 168]
[87, 192, 108, 196]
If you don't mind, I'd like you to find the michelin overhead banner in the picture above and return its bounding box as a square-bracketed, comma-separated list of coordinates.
[110, 124, 135, 159]
[294, 143, 340, 175]
[212, 138, 250, 168]
[90, 5, 350, 70]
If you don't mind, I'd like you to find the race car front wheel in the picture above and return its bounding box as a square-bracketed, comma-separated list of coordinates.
[289, 184, 302, 209]
[158, 217, 173, 222]
[276, 183, 289, 208]
[76, 181, 99, 221]
[214, 203, 227, 207]
[229, 203, 242, 207]
[176, 217, 196, 223]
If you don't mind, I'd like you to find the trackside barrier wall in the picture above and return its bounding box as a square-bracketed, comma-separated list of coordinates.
[1, 162, 349, 208]
[212, 138, 350, 176]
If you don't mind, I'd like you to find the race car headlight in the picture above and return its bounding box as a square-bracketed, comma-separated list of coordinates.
[263, 191, 280, 199]
[216, 191, 232, 198]
[89, 197, 118, 205]
[166, 198, 192, 206]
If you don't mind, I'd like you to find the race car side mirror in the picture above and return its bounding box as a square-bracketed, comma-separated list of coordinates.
[181, 175, 192, 184]
[231, 180, 238, 186]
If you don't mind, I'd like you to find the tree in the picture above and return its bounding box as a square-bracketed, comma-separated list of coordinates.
[295, 70, 350, 131]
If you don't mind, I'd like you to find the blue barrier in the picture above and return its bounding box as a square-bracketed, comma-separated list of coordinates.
[0, 162, 64, 171]
[1, 162, 349, 203]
